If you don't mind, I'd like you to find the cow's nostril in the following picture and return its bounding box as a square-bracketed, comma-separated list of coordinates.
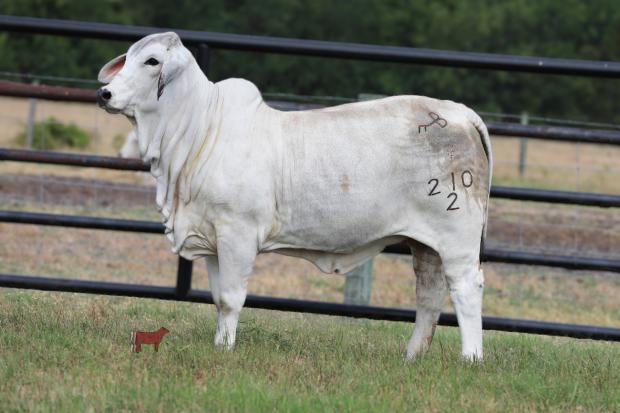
[96, 88, 113, 107]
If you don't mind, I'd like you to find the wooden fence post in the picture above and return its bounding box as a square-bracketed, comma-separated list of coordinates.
[343, 259, 374, 305]
[518, 111, 529, 177]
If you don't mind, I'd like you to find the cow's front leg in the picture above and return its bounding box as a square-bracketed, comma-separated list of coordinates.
[206, 231, 256, 349]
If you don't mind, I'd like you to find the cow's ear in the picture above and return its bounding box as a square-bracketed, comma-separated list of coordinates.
[157, 48, 190, 100]
[98, 53, 127, 83]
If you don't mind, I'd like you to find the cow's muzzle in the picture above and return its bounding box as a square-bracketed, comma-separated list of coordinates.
[96, 88, 112, 107]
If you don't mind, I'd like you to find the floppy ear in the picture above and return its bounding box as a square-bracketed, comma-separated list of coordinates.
[157, 61, 181, 100]
[157, 34, 191, 100]
[98, 54, 127, 83]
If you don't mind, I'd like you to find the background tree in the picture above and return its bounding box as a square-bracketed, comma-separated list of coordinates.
[1, 0, 620, 124]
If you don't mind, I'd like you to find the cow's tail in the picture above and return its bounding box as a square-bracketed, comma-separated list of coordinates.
[465, 107, 492, 262]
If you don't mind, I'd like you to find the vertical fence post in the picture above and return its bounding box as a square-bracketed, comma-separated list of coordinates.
[175, 257, 193, 298]
[343, 259, 374, 305]
[25, 79, 39, 149]
[197, 43, 210, 75]
[518, 111, 529, 177]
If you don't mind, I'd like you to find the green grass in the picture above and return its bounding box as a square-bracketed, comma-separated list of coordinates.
[1, 291, 618, 412]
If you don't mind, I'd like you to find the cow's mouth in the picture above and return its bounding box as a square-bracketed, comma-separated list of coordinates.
[99, 105, 122, 115]
[99, 102, 123, 114]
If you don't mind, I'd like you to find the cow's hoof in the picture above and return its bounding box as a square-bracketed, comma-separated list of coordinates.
[461, 352, 483, 363]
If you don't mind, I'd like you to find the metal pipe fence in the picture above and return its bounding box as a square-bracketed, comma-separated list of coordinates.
[3, 15, 620, 77]
[1, 209, 618, 273]
[0, 16, 618, 342]
[1, 273, 619, 341]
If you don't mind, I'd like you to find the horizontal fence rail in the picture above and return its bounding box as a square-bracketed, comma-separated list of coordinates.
[2, 148, 619, 208]
[488, 186, 620, 208]
[2, 81, 620, 146]
[1, 210, 619, 273]
[0, 147, 149, 171]
[0, 273, 619, 342]
[2, 15, 620, 78]
[486, 122, 620, 145]
[0, 80, 97, 103]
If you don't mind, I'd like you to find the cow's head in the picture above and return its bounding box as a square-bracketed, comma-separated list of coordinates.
[97, 32, 193, 117]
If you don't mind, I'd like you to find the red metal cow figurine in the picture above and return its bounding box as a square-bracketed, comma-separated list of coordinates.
[131, 327, 169, 353]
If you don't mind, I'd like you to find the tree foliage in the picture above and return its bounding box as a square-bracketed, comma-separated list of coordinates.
[1, 0, 620, 123]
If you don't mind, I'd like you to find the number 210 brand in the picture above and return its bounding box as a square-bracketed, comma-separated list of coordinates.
[427, 170, 473, 211]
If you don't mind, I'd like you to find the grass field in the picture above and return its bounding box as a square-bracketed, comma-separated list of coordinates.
[0, 291, 619, 412]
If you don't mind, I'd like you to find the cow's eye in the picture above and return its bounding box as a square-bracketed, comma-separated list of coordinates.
[144, 58, 159, 66]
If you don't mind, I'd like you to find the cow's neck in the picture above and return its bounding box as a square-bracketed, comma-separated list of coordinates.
[135, 63, 220, 229]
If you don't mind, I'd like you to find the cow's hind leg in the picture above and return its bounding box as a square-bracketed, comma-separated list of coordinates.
[406, 244, 447, 359]
[442, 256, 484, 361]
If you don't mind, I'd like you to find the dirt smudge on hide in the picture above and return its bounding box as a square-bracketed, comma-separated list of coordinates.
[340, 174, 350, 193]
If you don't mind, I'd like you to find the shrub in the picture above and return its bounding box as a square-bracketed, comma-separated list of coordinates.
[15, 117, 91, 150]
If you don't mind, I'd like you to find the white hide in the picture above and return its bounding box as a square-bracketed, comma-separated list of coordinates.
[98, 32, 492, 361]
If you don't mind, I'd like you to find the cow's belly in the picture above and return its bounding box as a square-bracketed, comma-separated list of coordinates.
[270, 235, 407, 274]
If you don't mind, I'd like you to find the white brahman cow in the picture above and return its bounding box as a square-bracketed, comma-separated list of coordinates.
[97, 32, 492, 361]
